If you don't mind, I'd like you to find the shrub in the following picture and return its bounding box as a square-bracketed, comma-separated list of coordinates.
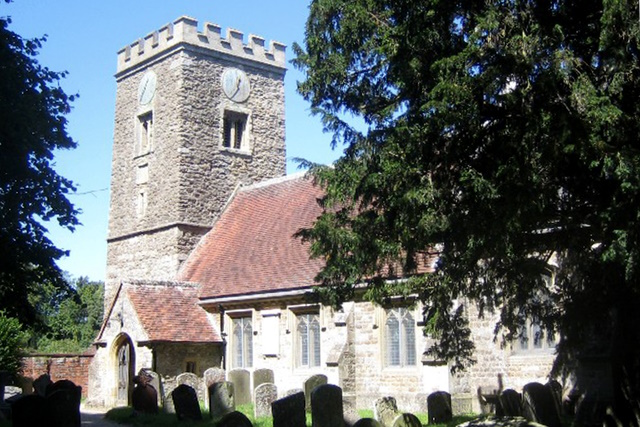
[0, 311, 27, 378]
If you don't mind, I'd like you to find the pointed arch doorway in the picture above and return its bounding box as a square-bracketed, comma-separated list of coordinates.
[113, 334, 135, 406]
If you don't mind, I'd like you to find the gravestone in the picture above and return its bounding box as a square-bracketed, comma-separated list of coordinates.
[522, 382, 562, 427]
[11, 394, 48, 427]
[375, 396, 399, 426]
[285, 388, 304, 397]
[228, 369, 251, 405]
[132, 374, 158, 415]
[499, 389, 523, 417]
[4, 386, 21, 400]
[353, 419, 383, 427]
[427, 391, 452, 424]
[304, 374, 327, 411]
[216, 410, 254, 427]
[138, 369, 162, 407]
[254, 382, 278, 418]
[272, 391, 306, 427]
[46, 387, 82, 427]
[171, 384, 202, 421]
[209, 381, 235, 420]
[546, 380, 563, 415]
[32, 373, 52, 397]
[311, 384, 344, 427]
[46, 379, 80, 396]
[390, 413, 421, 427]
[204, 367, 226, 387]
[177, 372, 204, 403]
[253, 368, 275, 392]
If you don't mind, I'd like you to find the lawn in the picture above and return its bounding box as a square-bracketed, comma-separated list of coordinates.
[103, 404, 478, 427]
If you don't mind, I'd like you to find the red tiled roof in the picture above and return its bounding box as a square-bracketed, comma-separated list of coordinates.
[127, 283, 221, 342]
[178, 174, 326, 299]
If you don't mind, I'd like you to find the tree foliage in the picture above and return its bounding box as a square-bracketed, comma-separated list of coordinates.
[28, 276, 104, 354]
[294, 0, 640, 418]
[0, 312, 27, 378]
[0, 12, 79, 326]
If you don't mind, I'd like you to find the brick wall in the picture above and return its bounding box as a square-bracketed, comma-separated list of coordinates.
[22, 353, 94, 398]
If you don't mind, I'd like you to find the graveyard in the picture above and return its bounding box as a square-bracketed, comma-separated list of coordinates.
[0, 365, 574, 427]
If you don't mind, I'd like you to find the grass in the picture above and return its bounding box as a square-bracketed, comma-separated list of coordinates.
[103, 404, 478, 427]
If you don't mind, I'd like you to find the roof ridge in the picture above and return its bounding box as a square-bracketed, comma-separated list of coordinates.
[239, 171, 308, 192]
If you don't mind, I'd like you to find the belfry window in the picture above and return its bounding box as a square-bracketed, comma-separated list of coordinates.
[222, 110, 248, 150]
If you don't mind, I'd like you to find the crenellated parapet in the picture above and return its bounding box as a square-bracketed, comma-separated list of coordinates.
[117, 16, 286, 74]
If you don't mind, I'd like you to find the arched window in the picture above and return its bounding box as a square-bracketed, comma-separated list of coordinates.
[385, 307, 416, 367]
[231, 316, 253, 368]
[297, 313, 321, 368]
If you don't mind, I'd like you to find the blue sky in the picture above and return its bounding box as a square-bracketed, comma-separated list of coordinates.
[3, 1, 339, 282]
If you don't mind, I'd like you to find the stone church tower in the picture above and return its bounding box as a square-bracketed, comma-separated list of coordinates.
[105, 17, 287, 308]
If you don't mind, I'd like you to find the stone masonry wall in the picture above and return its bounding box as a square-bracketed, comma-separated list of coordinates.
[22, 354, 94, 397]
[105, 22, 286, 313]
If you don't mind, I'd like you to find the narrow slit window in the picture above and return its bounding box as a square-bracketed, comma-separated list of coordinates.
[138, 112, 153, 154]
[222, 110, 248, 150]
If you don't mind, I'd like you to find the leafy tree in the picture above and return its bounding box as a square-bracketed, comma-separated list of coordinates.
[29, 276, 104, 354]
[0, 8, 79, 326]
[0, 312, 27, 378]
[294, 0, 640, 421]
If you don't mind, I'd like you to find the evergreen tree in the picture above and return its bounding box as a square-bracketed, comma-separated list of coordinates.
[0, 7, 79, 326]
[294, 0, 640, 421]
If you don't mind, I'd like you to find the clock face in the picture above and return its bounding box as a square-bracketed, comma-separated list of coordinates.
[222, 68, 250, 103]
[138, 71, 157, 105]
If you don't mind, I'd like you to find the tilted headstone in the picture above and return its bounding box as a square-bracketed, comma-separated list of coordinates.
[546, 380, 563, 415]
[209, 381, 235, 420]
[32, 373, 52, 397]
[204, 367, 226, 387]
[228, 369, 251, 405]
[353, 419, 383, 427]
[303, 374, 328, 411]
[216, 410, 254, 427]
[254, 382, 278, 418]
[311, 384, 344, 427]
[252, 368, 275, 392]
[46, 387, 82, 427]
[171, 384, 202, 421]
[374, 396, 399, 427]
[11, 394, 48, 427]
[132, 374, 158, 415]
[499, 389, 523, 417]
[390, 413, 421, 427]
[427, 391, 452, 424]
[272, 391, 306, 427]
[522, 382, 562, 427]
[177, 372, 204, 403]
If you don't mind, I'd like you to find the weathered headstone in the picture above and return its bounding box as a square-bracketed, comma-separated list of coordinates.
[132, 374, 158, 415]
[253, 368, 275, 392]
[228, 369, 251, 405]
[546, 380, 563, 415]
[390, 413, 421, 427]
[171, 384, 202, 421]
[46, 387, 82, 427]
[272, 391, 306, 427]
[209, 381, 235, 420]
[304, 374, 327, 411]
[46, 379, 80, 396]
[499, 389, 523, 417]
[254, 382, 278, 418]
[11, 394, 48, 427]
[311, 384, 344, 427]
[285, 388, 304, 397]
[204, 367, 226, 387]
[522, 382, 562, 427]
[375, 396, 399, 426]
[216, 410, 254, 427]
[353, 419, 383, 427]
[427, 391, 452, 424]
[138, 369, 162, 407]
[32, 373, 52, 397]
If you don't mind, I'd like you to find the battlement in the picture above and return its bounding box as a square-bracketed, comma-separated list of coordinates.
[117, 16, 286, 74]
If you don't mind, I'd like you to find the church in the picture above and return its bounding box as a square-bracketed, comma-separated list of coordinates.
[87, 16, 556, 412]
